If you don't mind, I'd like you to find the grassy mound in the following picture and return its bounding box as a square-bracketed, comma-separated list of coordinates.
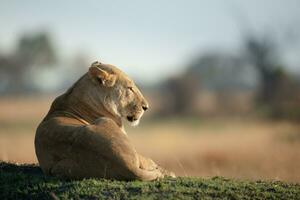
[1, 162, 299, 200]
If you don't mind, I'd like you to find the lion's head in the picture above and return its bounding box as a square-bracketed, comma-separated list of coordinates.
[85, 61, 148, 126]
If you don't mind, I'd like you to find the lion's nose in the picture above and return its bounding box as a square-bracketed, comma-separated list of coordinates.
[142, 105, 149, 111]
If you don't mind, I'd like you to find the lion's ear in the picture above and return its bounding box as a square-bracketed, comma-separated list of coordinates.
[88, 62, 116, 87]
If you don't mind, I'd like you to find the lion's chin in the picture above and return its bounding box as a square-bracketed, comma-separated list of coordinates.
[128, 119, 140, 127]
[126, 115, 141, 127]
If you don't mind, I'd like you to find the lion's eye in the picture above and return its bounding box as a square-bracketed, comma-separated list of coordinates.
[127, 86, 134, 92]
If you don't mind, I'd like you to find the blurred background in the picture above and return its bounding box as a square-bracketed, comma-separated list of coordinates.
[1, 0, 300, 182]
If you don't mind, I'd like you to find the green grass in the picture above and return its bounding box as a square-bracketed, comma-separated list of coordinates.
[1, 162, 299, 200]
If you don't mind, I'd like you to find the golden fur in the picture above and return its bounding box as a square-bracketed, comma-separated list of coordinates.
[35, 61, 175, 180]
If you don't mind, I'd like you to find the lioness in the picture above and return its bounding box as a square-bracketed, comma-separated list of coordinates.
[35, 61, 174, 181]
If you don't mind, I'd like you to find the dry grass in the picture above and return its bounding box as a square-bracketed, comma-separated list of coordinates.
[128, 119, 300, 183]
[0, 96, 300, 183]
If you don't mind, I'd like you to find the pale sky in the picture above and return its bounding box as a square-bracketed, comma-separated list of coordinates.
[0, 0, 299, 83]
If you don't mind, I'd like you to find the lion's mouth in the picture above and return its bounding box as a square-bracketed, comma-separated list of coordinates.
[127, 116, 137, 122]
[126, 115, 140, 126]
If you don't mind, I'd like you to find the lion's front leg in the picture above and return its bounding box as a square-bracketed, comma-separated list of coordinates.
[138, 154, 158, 171]
[138, 154, 176, 178]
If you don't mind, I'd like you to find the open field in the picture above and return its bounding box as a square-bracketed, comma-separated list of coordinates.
[0, 96, 300, 183]
[1, 162, 300, 200]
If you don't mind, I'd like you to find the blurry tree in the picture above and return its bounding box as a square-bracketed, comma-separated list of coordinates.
[0, 32, 58, 94]
[160, 74, 200, 116]
[244, 36, 279, 103]
[16, 32, 57, 67]
[244, 35, 300, 119]
[0, 55, 21, 93]
[186, 52, 257, 91]
[184, 53, 258, 115]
